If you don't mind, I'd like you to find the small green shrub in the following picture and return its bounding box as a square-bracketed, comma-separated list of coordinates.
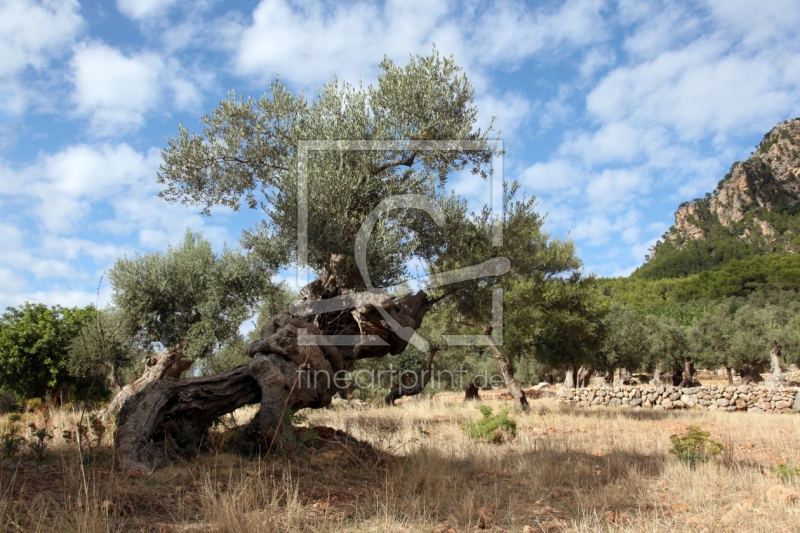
[669, 425, 723, 467]
[774, 462, 800, 481]
[461, 405, 516, 443]
[25, 398, 44, 413]
[27, 423, 53, 460]
[1, 414, 24, 459]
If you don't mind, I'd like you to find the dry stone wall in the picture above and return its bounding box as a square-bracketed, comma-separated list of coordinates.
[555, 384, 800, 414]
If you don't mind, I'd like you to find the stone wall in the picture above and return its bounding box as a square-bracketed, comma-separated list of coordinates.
[555, 384, 800, 414]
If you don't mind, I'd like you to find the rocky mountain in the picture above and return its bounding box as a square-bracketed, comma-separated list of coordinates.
[635, 118, 800, 279]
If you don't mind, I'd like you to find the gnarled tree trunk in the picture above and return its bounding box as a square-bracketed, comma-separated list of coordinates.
[678, 359, 699, 387]
[483, 324, 528, 410]
[113, 284, 433, 473]
[576, 365, 594, 388]
[384, 345, 438, 405]
[738, 363, 764, 384]
[102, 341, 193, 418]
[652, 363, 662, 385]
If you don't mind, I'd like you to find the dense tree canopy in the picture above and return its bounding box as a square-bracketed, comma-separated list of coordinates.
[109, 229, 276, 362]
[599, 253, 800, 308]
[158, 50, 496, 295]
[0, 303, 94, 400]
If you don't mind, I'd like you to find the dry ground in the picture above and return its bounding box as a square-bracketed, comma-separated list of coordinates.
[1, 396, 799, 532]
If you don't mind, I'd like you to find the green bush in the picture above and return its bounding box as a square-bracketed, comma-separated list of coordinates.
[0, 391, 19, 414]
[1, 414, 24, 459]
[774, 462, 800, 481]
[669, 425, 723, 467]
[27, 423, 53, 460]
[461, 405, 516, 443]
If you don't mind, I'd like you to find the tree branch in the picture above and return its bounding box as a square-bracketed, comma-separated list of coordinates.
[370, 152, 417, 175]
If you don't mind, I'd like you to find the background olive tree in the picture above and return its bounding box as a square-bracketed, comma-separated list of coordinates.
[104, 229, 278, 414]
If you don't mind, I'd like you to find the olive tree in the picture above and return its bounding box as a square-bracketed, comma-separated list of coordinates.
[600, 305, 648, 385]
[67, 308, 144, 395]
[114, 50, 502, 471]
[645, 314, 693, 386]
[105, 229, 277, 415]
[431, 189, 599, 407]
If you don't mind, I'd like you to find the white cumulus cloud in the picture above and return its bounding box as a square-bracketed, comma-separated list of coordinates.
[71, 43, 202, 135]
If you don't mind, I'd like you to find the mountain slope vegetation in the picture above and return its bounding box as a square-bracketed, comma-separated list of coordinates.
[634, 118, 800, 280]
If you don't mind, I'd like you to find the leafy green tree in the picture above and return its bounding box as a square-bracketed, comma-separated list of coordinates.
[688, 304, 735, 382]
[0, 303, 93, 401]
[725, 304, 800, 382]
[432, 190, 602, 403]
[518, 274, 606, 389]
[645, 314, 692, 385]
[104, 229, 278, 413]
[67, 308, 145, 393]
[158, 50, 493, 298]
[600, 305, 648, 382]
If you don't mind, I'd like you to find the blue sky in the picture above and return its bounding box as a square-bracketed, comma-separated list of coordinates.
[2, 0, 800, 311]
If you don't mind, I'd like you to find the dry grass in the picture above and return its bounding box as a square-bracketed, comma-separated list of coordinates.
[0, 397, 799, 532]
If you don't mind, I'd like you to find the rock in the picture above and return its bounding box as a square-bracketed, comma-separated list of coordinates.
[630, 397, 642, 406]
[609, 398, 621, 407]
[776, 400, 791, 410]
[794, 391, 800, 412]
[662, 399, 673, 409]
[735, 399, 747, 410]
[767, 485, 798, 504]
[747, 406, 764, 414]
[680, 394, 697, 407]
[716, 398, 730, 407]
[673, 400, 685, 408]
